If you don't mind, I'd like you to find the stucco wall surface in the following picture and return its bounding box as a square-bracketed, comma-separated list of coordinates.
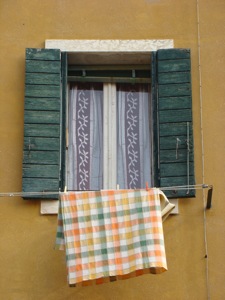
[0, 0, 224, 299]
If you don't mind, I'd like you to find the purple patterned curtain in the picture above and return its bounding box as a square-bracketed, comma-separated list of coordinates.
[67, 83, 103, 190]
[117, 83, 151, 189]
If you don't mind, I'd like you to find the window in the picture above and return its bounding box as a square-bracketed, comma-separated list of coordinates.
[23, 45, 195, 199]
[67, 81, 151, 191]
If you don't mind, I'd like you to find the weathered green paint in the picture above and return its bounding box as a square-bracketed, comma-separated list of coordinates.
[60, 52, 68, 191]
[23, 165, 59, 178]
[161, 175, 195, 187]
[24, 124, 60, 137]
[23, 151, 59, 165]
[160, 149, 194, 163]
[158, 72, 190, 84]
[26, 48, 60, 60]
[24, 98, 60, 111]
[158, 83, 191, 97]
[158, 96, 191, 110]
[160, 123, 193, 136]
[151, 51, 160, 187]
[165, 190, 195, 198]
[25, 84, 60, 98]
[22, 178, 59, 193]
[154, 48, 195, 198]
[160, 175, 195, 198]
[160, 135, 193, 150]
[24, 137, 60, 151]
[158, 59, 190, 73]
[26, 60, 61, 73]
[24, 111, 60, 124]
[159, 109, 192, 123]
[157, 48, 190, 60]
[23, 48, 61, 198]
[160, 162, 194, 177]
[26, 73, 60, 85]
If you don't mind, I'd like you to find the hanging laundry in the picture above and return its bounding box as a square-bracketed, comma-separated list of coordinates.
[55, 189, 172, 286]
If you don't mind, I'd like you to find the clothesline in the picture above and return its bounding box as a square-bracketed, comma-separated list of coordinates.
[0, 183, 212, 196]
[0, 184, 213, 209]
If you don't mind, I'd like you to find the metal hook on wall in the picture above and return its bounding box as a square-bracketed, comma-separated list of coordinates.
[160, 184, 213, 210]
[206, 185, 213, 209]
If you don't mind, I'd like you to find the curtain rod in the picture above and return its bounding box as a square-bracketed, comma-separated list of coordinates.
[0, 184, 213, 209]
[67, 76, 151, 84]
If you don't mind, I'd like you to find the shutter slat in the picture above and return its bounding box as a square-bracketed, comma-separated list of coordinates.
[26, 73, 60, 85]
[26, 60, 61, 73]
[159, 96, 191, 110]
[160, 123, 193, 136]
[22, 48, 61, 199]
[160, 162, 194, 177]
[25, 98, 60, 111]
[23, 165, 59, 178]
[22, 178, 59, 195]
[24, 124, 60, 137]
[160, 135, 192, 150]
[159, 109, 192, 123]
[161, 176, 195, 187]
[24, 137, 60, 151]
[157, 48, 190, 60]
[25, 85, 60, 98]
[158, 72, 191, 84]
[158, 59, 190, 73]
[161, 176, 195, 198]
[158, 83, 191, 97]
[160, 149, 194, 163]
[153, 48, 195, 198]
[26, 48, 60, 60]
[24, 111, 60, 124]
[23, 151, 59, 165]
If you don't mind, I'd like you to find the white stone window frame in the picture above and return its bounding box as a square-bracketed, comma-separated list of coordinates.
[41, 39, 178, 215]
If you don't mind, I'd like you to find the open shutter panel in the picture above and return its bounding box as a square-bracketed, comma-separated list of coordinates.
[22, 48, 61, 198]
[153, 48, 195, 198]
[60, 52, 68, 191]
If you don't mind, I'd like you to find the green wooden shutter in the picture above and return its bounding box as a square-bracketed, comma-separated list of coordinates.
[152, 48, 195, 198]
[22, 48, 61, 198]
[60, 52, 68, 191]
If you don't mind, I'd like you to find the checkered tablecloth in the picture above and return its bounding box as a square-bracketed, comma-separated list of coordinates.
[55, 189, 168, 286]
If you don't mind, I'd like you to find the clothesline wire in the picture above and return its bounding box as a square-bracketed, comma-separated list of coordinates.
[0, 183, 213, 197]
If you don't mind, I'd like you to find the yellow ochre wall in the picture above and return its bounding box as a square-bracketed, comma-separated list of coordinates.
[0, 1, 224, 299]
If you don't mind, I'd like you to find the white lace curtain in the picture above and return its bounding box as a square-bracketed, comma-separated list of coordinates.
[67, 83, 151, 190]
[67, 83, 103, 190]
[117, 84, 151, 189]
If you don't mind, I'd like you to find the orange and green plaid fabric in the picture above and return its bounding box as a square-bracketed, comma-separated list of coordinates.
[55, 189, 167, 286]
